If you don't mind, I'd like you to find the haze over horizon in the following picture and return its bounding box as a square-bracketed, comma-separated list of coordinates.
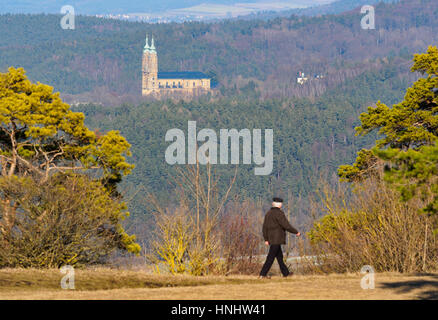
[0, 0, 334, 15]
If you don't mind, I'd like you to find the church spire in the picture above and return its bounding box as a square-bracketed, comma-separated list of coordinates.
[144, 35, 150, 52]
[150, 36, 156, 53]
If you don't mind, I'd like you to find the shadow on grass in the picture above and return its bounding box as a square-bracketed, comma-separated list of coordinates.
[381, 274, 438, 300]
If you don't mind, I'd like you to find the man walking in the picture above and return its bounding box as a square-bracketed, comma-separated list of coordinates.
[259, 197, 300, 278]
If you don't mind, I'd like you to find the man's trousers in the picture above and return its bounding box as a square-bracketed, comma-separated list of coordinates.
[259, 244, 290, 277]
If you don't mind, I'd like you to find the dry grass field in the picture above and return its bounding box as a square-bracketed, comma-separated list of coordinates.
[0, 268, 437, 300]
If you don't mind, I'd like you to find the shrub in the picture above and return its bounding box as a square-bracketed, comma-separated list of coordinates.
[217, 201, 264, 275]
[308, 179, 438, 273]
[0, 174, 140, 268]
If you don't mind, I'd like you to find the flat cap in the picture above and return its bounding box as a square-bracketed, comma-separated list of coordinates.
[272, 197, 283, 203]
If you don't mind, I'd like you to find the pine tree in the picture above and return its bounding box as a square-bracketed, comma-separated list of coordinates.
[338, 46, 438, 224]
[0, 67, 140, 264]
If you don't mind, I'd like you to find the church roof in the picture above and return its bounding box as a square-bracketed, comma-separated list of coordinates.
[158, 71, 210, 79]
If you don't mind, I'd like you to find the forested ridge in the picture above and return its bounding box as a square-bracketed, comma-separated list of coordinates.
[0, 0, 436, 102]
[77, 56, 415, 225]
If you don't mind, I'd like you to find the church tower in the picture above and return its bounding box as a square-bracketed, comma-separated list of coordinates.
[142, 35, 158, 95]
[141, 35, 211, 97]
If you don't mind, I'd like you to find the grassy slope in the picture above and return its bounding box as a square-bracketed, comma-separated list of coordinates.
[0, 268, 437, 299]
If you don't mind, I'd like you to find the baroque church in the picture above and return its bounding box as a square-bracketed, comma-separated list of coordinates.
[142, 36, 211, 96]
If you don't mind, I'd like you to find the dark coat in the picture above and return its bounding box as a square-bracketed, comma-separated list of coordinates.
[262, 207, 299, 245]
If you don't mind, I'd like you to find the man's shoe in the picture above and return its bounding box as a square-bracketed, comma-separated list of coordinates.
[282, 272, 293, 278]
[258, 275, 271, 279]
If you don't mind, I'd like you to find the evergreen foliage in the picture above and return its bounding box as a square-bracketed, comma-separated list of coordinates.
[0, 67, 140, 266]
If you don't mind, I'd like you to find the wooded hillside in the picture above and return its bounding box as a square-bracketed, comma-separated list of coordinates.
[0, 0, 436, 103]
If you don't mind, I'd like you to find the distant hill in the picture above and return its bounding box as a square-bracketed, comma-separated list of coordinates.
[294, 0, 399, 16]
[0, 1, 399, 23]
[247, 0, 399, 19]
[0, 0, 227, 14]
[0, 0, 329, 15]
[0, 0, 435, 104]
